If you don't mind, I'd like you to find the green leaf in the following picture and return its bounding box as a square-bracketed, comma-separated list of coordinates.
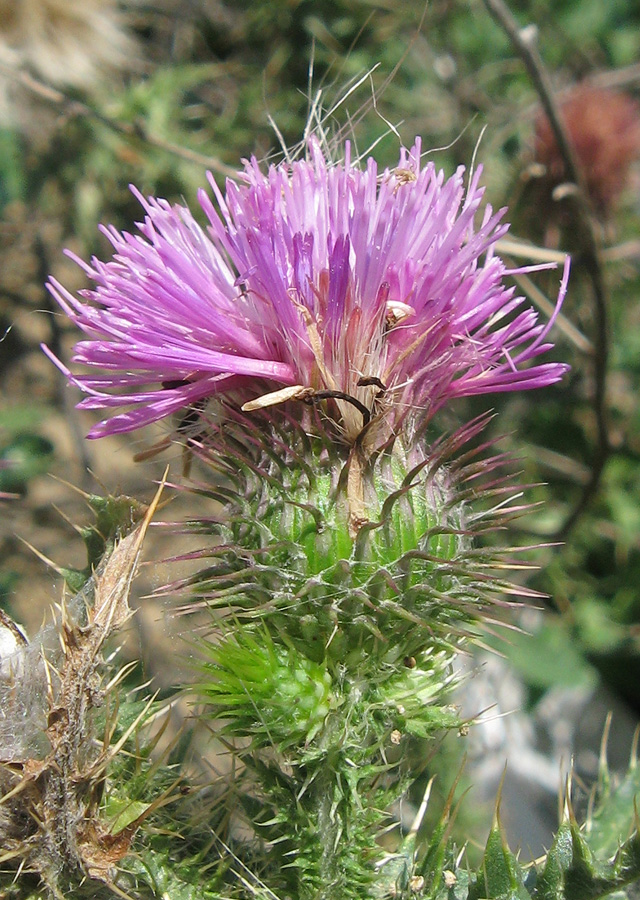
[105, 798, 153, 834]
[63, 493, 148, 591]
[588, 764, 640, 857]
[0, 433, 54, 494]
[498, 621, 598, 694]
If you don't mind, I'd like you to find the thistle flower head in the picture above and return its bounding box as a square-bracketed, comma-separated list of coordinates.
[46, 138, 569, 453]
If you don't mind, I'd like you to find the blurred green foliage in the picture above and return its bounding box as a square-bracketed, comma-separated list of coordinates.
[0, 432, 54, 495]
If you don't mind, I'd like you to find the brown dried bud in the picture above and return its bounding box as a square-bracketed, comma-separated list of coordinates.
[534, 84, 640, 218]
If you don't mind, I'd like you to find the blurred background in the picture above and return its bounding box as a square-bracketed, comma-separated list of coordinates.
[1, 0, 640, 860]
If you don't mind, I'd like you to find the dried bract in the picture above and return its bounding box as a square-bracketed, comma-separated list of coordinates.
[0, 484, 161, 895]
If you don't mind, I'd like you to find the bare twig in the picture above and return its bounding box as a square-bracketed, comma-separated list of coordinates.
[0, 61, 237, 179]
[511, 270, 592, 355]
[481, 0, 610, 539]
[495, 237, 567, 264]
[601, 240, 640, 263]
[588, 62, 640, 92]
[496, 239, 591, 351]
[481, 0, 583, 188]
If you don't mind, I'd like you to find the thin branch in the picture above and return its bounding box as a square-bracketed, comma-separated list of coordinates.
[480, 0, 610, 539]
[564, 250, 610, 538]
[588, 62, 640, 92]
[511, 270, 592, 355]
[601, 240, 640, 263]
[495, 237, 567, 264]
[0, 62, 237, 179]
[481, 0, 583, 188]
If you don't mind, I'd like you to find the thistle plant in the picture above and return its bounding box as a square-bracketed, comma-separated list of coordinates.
[12, 135, 638, 898]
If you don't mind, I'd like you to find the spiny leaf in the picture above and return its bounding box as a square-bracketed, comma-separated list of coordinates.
[469, 826, 531, 900]
[64, 493, 149, 592]
[587, 758, 640, 857]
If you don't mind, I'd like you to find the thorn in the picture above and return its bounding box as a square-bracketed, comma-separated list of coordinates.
[48, 508, 86, 545]
[585, 783, 597, 833]
[406, 776, 435, 841]
[565, 763, 577, 824]
[599, 712, 612, 790]
[558, 774, 566, 825]
[132, 467, 167, 554]
[442, 753, 467, 819]
[133, 435, 172, 462]
[48, 472, 93, 500]
[493, 763, 508, 827]
[18, 537, 66, 577]
[42, 651, 56, 704]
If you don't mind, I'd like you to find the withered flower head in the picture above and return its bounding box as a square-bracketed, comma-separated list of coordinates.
[0, 0, 137, 125]
[535, 84, 640, 217]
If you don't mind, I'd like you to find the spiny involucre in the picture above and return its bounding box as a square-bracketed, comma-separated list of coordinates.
[45, 137, 569, 454]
